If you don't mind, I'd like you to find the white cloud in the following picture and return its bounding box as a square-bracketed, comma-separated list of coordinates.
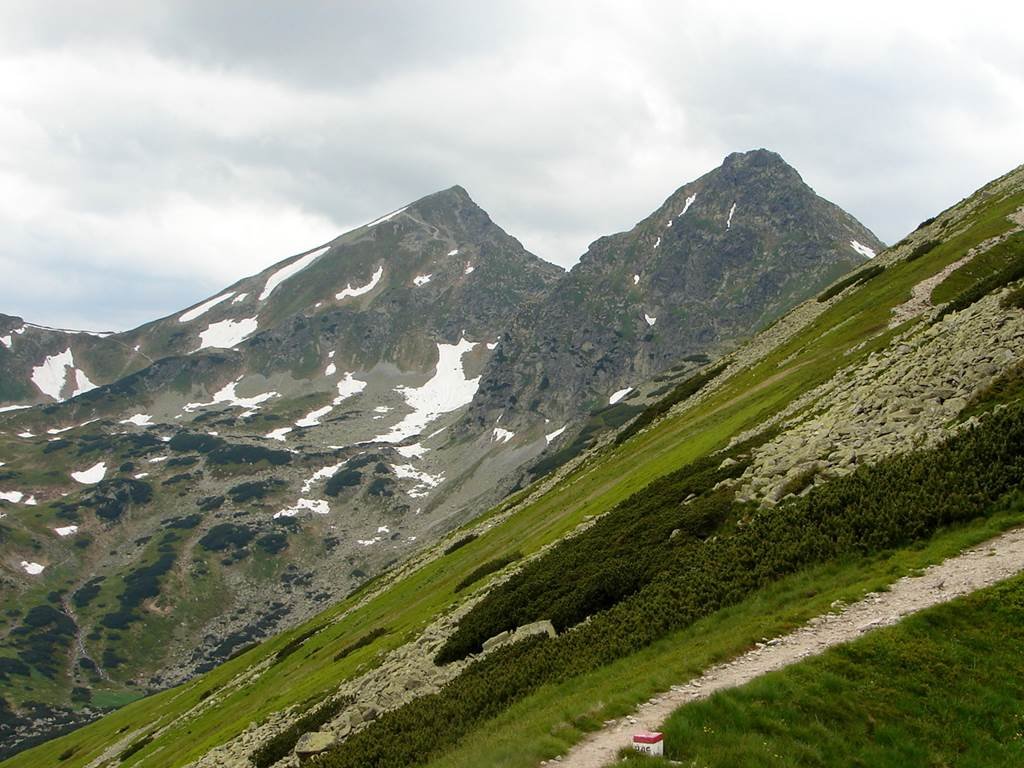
[0, 1, 1022, 330]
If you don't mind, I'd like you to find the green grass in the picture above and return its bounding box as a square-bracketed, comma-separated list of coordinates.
[422, 506, 1024, 768]
[931, 230, 1024, 305]
[6, 183, 1023, 768]
[627, 570, 1024, 767]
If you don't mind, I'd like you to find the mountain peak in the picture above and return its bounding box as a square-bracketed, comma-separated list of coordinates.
[408, 184, 475, 212]
[718, 148, 801, 182]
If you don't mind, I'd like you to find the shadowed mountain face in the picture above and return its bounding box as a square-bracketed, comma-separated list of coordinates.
[462, 149, 884, 432]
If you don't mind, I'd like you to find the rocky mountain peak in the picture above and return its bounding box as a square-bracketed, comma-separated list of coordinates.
[462, 151, 884, 434]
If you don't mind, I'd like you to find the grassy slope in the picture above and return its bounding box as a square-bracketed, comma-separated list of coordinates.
[4, 181, 1022, 768]
[625, 570, 1024, 768]
[425, 501, 1024, 768]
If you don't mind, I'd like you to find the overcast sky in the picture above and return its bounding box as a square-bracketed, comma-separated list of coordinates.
[2, 1, 1022, 331]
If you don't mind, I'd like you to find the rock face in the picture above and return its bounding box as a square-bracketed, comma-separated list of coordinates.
[463, 149, 883, 432]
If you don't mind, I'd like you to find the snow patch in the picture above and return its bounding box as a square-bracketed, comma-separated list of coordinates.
[492, 427, 515, 443]
[31, 348, 75, 400]
[392, 464, 444, 498]
[71, 462, 107, 484]
[232, 293, 248, 303]
[325, 362, 337, 376]
[0, 334, 11, 348]
[448, 248, 460, 256]
[609, 387, 632, 405]
[47, 426, 73, 435]
[0, 491, 24, 503]
[850, 240, 876, 259]
[464, 264, 475, 275]
[18, 431, 35, 438]
[71, 368, 97, 397]
[395, 442, 428, 459]
[54, 525, 78, 537]
[679, 193, 697, 217]
[727, 202, 737, 229]
[296, 405, 333, 428]
[265, 427, 292, 442]
[373, 337, 480, 443]
[644, 313, 657, 327]
[20, 561, 44, 575]
[195, 317, 259, 351]
[179, 292, 234, 323]
[633, 274, 640, 285]
[0, 404, 30, 413]
[653, 236, 661, 249]
[120, 413, 153, 427]
[301, 462, 346, 493]
[336, 265, 383, 300]
[185, 380, 278, 413]
[333, 372, 366, 405]
[545, 425, 567, 444]
[274, 497, 330, 518]
[134, 472, 149, 479]
[413, 274, 432, 287]
[259, 245, 329, 301]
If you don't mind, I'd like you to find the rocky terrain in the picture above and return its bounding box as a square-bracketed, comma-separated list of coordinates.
[462, 149, 882, 436]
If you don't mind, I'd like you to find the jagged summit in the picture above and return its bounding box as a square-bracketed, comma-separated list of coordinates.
[462, 150, 885, 433]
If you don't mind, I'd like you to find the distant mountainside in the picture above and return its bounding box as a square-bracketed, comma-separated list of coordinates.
[0, 186, 564, 748]
[0, 152, 887, 756]
[463, 149, 883, 435]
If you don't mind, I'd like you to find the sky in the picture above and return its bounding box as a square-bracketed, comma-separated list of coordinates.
[1, 1, 1022, 331]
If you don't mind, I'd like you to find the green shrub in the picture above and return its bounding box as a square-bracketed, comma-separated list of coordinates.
[316, 404, 1024, 768]
[198, 524, 254, 552]
[906, 239, 939, 262]
[251, 695, 353, 768]
[444, 534, 478, 555]
[436, 436, 758, 664]
[817, 264, 885, 302]
[1000, 284, 1024, 309]
[935, 232, 1024, 319]
[454, 554, 522, 593]
[118, 734, 152, 762]
[332, 628, 389, 662]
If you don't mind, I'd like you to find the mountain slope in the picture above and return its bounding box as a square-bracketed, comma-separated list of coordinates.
[4, 159, 1021, 768]
[462, 149, 883, 435]
[0, 186, 564, 750]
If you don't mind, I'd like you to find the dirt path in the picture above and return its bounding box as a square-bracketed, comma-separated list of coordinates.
[555, 526, 1024, 768]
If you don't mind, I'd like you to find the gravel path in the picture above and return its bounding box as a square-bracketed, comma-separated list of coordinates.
[555, 526, 1024, 768]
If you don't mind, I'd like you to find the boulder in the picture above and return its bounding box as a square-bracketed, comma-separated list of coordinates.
[294, 731, 336, 757]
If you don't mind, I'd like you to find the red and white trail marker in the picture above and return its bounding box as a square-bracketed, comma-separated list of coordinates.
[632, 731, 664, 757]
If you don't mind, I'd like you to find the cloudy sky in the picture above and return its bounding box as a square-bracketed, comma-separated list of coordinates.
[2, 1, 1022, 331]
